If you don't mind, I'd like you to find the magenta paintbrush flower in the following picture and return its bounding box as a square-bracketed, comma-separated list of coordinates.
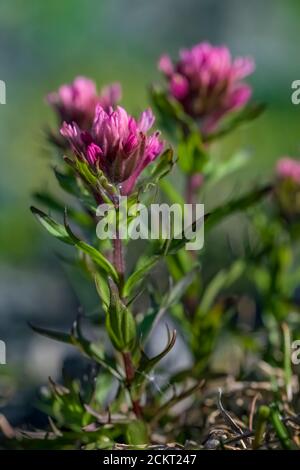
[275, 157, 300, 220]
[47, 76, 121, 129]
[276, 157, 300, 184]
[158, 42, 255, 134]
[61, 105, 163, 194]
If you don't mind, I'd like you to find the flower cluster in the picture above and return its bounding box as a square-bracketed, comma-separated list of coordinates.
[158, 42, 255, 133]
[47, 76, 121, 129]
[61, 105, 163, 194]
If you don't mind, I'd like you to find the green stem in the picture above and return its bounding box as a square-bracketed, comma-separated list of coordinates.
[111, 218, 143, 419]
[253, 405, 270, 449]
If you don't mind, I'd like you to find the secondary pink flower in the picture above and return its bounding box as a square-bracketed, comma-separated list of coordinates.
[276, 157, 300, 184]
[158, 42, 255, 133]
[61, 105, 163, 194]
[275, 157, 300, 220]
[47, 76, 121, 129]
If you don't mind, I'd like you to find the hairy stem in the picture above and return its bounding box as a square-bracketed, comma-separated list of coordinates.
[122, 351, 135, 383]
[183, 174, 202, 314]
[113, 235, 125, 286]
[122, 351, 143, 419]
[112, 216, 143, 419]
[112, 203, 125, 289]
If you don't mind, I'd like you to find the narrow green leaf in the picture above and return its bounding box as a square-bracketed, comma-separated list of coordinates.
[205, 185, 272, 232]
[70, 316, 122, 380]
[30, 318, 121, 380]
[253, 405, 270, 449]
[158, 214, 204, 255]
[149, 148, 175, 182]
[269, 405, 293, 450]
[138, 328, 176, 378]
[28, 322, 72, 344]
[123, 256, 159, 297]
[159, 179, 185, 206]
[64, 212, 119, 282]
[205, 150, 250, 185]
[199, 261, 245, 314]
[153, 186, 270, 256]
[31, 206, 72, 244]
[204, 103, 266, 143]
[138, 267, 198, 342]
[94, 272, 110, 311]
[34, 192, 91, 227]
[32, 206, 119, 282]
[132, 328, 176, 400]
[106, 279, 137, 352]
[282, 323, 293, 402]
[54, 168, 80, 196]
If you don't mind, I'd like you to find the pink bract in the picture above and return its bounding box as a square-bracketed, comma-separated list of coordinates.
[61, 105, 164, 194]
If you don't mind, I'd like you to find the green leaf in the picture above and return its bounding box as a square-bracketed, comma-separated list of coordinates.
[199, 261, 245, 314]
[29, 319, 122, 380]
[31, 206, 73, 244]
[178, 131, 208, 174]
[159, 179, 185, 206]
[269, 404, 293, 450]
[140, 327, 176, 374]
[32, 206, 119, 282]
[63, 212, 119, 282]
[54, 168, 80, 196]
[34, 192, 91, 227]
[166, 267, 199, 306]
[151, 148, 175, 181]
[150, 87, 190, 135]
[205, 150, 250, 184]
[138, 267, 199, 342]
[28, 323, 72, 344]
[154, 186, 269, 256]
[132, 327, 176, 398]
[33, 191, 66, 213]
[166, 250, 192, 280]
[70, 158, 98, 187]
[253, 405, 270, 449]
[204, 184, 272, 232]
[66, 157, 117, 205]
[151, 382, 201, 426]
[204, 103, 266, 143]
[125, 420, 149, 446]
[94, 272, 110, 311]
[106, 279, 137, 352]
[137, 148, 176, 196]
[157, 212, 204, 255]
[70, 316, 122, 380]
[148, 148, 176, 184]
[282, 323, 293, 403]
[123, 255, 159, 298]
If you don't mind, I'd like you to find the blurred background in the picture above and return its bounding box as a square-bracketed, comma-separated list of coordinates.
[1, 0, 300, 427]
